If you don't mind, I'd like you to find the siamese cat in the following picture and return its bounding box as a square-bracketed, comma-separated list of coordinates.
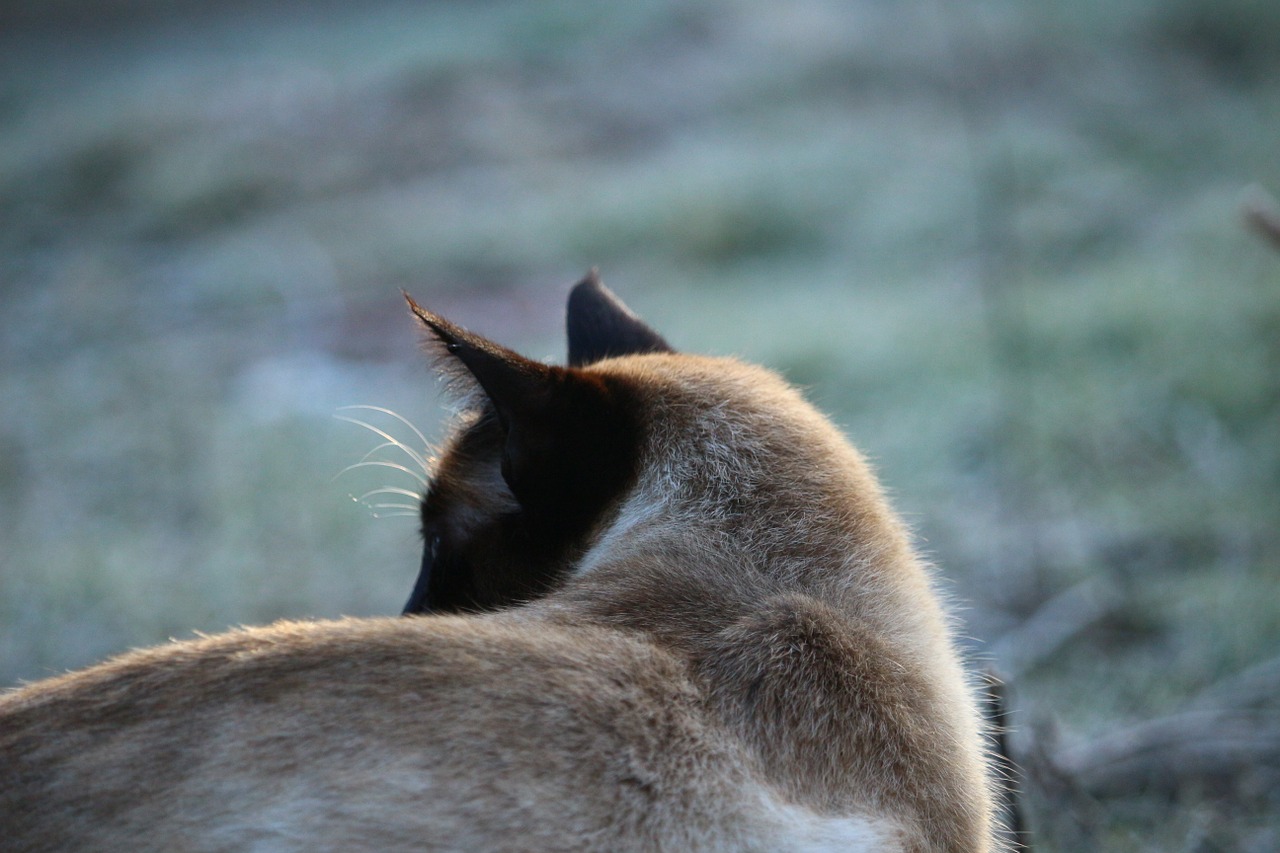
[0, 274, 997, 852]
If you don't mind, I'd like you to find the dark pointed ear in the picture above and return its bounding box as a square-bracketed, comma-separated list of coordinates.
[405, 293, 553, 435]
[405, 293, 640, 529]
[566, 270, 673, 367]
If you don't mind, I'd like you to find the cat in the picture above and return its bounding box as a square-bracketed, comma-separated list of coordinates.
[0, 274, 997, 852]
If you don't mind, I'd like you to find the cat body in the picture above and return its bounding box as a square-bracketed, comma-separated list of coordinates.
[0, 275, 995, 852]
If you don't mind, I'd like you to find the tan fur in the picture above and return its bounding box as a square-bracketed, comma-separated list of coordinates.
[1, 341, 996, 850]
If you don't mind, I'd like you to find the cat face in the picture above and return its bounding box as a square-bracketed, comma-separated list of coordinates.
[403, 272, 672, 614]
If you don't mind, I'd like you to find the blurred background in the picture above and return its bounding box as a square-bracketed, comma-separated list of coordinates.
[1, 0, 1277, 848]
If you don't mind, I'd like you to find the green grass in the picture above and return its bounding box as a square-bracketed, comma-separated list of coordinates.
[1, 1, 1278, 847]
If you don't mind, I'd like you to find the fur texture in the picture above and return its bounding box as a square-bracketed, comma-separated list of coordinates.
[0, 275, 997, 852]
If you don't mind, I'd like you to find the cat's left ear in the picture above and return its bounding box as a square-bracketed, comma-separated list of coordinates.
[566, 270, 673, 367]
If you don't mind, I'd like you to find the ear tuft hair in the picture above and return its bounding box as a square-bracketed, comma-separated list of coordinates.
[404, 293, 484, 404]
[404, 292, 555, 431]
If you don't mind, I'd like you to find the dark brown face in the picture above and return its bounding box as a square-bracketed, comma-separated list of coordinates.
[402, 272, 671, 615]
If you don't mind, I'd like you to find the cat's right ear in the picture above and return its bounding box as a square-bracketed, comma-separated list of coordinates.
[404, 293, 640, 533]
[404, 293, 554, 436]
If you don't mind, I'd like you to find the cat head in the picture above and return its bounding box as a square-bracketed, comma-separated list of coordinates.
[402, 272, 673, 614]
[403, 273, 888, 618]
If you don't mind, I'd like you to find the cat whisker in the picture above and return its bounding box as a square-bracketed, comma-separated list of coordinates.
[357, 487, 422, 502]
[334, 414, 431, 474]
[334, 460, 429, 488]
[347, 493, 421, 519]
[338, 405, 432, 454]
[357, 440, 401, 464]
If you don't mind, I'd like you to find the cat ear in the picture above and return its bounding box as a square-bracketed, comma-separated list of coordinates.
[566, 270, 673, 367]
[405, 293, 639, 528]
[405, 293, 553, 435]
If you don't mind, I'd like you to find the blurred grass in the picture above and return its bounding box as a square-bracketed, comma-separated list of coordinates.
[1, 1, 1278, 848]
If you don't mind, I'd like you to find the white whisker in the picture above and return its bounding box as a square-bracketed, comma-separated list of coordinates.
[338, 405, 432, 453]
[334, 460, 429, 488]
[354, 441, 438, 472]
[334, 415, 430, 474]
[357, 487, 422, 502]
[346, 492, 422, 520]
[357, 440, 401, 464]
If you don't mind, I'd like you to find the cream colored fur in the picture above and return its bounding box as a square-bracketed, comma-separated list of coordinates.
[1, 343, 996, 851]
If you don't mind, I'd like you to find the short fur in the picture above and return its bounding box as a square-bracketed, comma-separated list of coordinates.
[0, 275, 996, 852]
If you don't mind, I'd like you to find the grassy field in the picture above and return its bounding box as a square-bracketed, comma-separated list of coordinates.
[2, 1, 1278, 848]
